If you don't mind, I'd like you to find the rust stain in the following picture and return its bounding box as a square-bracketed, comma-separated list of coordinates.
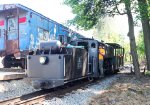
[6, 40, 19, 55]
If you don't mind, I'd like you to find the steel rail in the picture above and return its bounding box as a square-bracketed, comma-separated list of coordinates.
[0, 91, 50, 105]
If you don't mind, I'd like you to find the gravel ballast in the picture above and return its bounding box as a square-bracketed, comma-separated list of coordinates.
[0, 79, 36, 101]
[42, 74, 122, 105]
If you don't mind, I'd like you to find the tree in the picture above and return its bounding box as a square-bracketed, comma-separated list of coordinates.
[64, 0, 141, 77]
[124, 0, 140, 76]
[93, 17, 131, 63]
[136, 0, 150, 71]
[93, 16, 125, 45]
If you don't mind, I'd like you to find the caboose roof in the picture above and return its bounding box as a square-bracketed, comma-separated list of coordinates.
[106, 43, 123, 49]
[0, 4, 85, 38]
[0, 4, 66, 28]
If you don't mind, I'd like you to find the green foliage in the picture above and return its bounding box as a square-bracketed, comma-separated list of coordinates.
[93, 17, 124, 44]
[64, 0, 144, 30]
[145, 71, 150, 76]
[134, 0, 150, 22]
[138, 1, 149, 18]
[64, 0, 103, 30]
[136, 32, 145, 61]
[64, 0, 150, 30]
[64, 0, 123, 30]
[92, 17, 131, 62]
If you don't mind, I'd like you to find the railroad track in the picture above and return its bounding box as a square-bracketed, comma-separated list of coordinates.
[0, 77, 104, 105]
[0, 72, 120, 105]
[0, 93, 49, 105]
[0, 68, 24, 72]
[0, 88, 54, 105]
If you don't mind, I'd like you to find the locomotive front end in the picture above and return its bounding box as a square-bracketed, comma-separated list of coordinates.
[27, 54, 65, 89]
[26, 40, 89, 89]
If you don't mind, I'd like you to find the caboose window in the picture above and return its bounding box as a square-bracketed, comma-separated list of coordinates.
[67, 36, 71, 43]
[8, 18, 16, 31]
[38, 28, 49, 41]
[59, 35, 64, 43]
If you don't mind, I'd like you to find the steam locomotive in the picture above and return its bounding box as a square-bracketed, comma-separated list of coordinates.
[26, 38, 124, 89]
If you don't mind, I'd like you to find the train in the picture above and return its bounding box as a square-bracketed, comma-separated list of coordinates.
[0, 4, 84, 68]
[26, 38, 124, 89]
[0, 4, 124, 89]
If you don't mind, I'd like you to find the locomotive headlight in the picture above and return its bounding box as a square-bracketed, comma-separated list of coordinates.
[39, 56, 47, 64]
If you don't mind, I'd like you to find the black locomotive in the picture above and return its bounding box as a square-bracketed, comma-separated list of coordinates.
[26, 38, 124, 89]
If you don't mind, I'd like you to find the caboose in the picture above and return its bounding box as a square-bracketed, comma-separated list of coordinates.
[0, 4, 84, 68]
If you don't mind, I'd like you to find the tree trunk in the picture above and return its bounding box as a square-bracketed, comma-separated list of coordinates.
[137, 0, 150, 71]
[125, 1, 141, 77]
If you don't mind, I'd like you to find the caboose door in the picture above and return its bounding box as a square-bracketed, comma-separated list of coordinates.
[5, 17, 19, 55]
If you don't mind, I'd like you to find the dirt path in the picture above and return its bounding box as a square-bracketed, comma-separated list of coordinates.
[86, 74, 150, 105]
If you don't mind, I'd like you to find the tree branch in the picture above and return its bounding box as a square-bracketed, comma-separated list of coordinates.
[115, 3, 127, 15]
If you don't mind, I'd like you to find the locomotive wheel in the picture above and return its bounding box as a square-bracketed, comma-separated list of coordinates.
[20, 58, 26, 69]
[88, 76, 93, 82]
[106, 64, 115, 74]
[110, 65, 115, 74]
[2, 56, 12, 68]
[114, 69, 120, 73]
[20, 64, 25, 69]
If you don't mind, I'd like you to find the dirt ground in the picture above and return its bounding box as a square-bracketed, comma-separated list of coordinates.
[87, 73, 150, 105]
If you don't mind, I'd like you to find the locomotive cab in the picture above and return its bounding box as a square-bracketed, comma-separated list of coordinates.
[70, 38, 106, 78]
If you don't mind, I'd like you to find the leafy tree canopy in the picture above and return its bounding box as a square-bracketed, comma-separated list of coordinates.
[64, 0, 102, 30]
[64, 0, 137, 30]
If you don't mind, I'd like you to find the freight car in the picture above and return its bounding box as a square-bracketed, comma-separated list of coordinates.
[26, 38, 124, 89]
[0, 4, 84, 68]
